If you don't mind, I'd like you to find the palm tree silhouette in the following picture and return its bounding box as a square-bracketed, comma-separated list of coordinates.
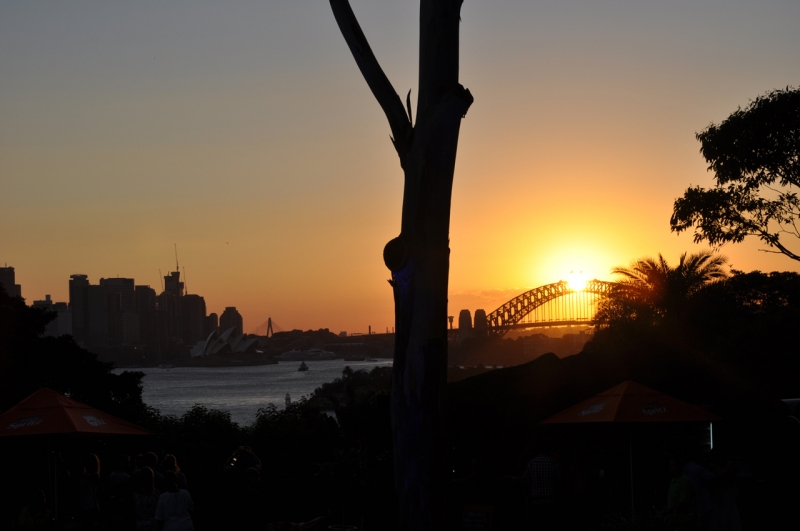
[598, 251, 729, 326]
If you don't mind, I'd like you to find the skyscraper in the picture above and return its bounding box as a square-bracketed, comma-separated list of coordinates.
[100, 278, 138, 345]
[164, 271, 184, 297]
[181, 294, 207, 344]
[86, 284, 108, 348]
[219, 307, 244, 336]
[69, 274, 90, 344]
[157, 270, 184, 346]
[32, 295, 72, 337]
[156, 292, 179, 346]
[135, 285, 157, 347]
[205, 312, 219, 338]
[0, 266, 22, 298]
[99, 278, 135, 311]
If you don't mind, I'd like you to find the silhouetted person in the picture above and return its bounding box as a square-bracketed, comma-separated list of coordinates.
[563, 444, 591, 528]
[710, 451, 741, 531]
[144, 452, 164, 492]
[685, 452, 715, 525]
[244, 467, 260, 491]
[155, 471, 194, 531]
[523, 444, 562, 531]
[224, 446, 262, 479]
[133, 467, 160, 531]
[17, 488, 51, 529]
[160, 455, 187, 490]
[76, 453, 101, 528]
[131, 454, 145, 485]
[233, 467, 264, 531]
[663, 459, 696, 528]
[108, 454, 131, 525]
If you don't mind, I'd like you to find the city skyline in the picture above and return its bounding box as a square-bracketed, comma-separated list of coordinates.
[1, 265, 255, 364]
[2, 1, 800, 332]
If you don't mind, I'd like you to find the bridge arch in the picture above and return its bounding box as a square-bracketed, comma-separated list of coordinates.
[485, 280, 613, 338]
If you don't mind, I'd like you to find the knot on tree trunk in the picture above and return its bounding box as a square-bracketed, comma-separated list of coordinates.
[384, 235, 409, 272]
[455, 84, 474, 117]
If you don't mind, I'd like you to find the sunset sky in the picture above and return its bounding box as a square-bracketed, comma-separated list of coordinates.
[2, 1, 799, 334]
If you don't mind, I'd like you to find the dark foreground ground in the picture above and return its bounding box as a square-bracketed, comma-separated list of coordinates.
[3, 354, 800, 530]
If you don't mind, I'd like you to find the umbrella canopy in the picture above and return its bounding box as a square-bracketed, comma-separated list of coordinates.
[0, 388, 153, 437]
[541, 381, 721, 424]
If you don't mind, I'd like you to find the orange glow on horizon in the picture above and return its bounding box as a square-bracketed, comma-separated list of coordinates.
[3, 3, 799, 332]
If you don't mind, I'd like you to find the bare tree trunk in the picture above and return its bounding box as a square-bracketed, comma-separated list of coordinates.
[329, 1, 473, 528]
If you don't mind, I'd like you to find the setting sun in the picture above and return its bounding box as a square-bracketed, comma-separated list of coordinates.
[567, 270, 588, 291]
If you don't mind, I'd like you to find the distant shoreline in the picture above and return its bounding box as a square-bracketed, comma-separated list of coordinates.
[114, 355, 393, 370]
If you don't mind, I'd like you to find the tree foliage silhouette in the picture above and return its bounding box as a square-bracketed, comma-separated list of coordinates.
[328, 1, 473, 528]
[597, 251, 729, 327]
[671, 88, 800, 261]
[0, 285, 147, 418]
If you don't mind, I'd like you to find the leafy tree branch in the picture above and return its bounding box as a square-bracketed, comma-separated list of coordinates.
[671, 88, 800, 262]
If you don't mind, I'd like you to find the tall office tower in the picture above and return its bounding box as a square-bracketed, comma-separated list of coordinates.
[0, 266, 22, 298]
[135, 285, 157, 346]
[104, 284, 123, 346]
[86, 284, 108, 348]
[204, 312, 219, 337]
[32, 294, 53, 310]
[100, 278, 137, 345]
[99, 278, 136, 310]
[69, 274, 90, 344]
[157, 270, 184, 347]
[52, 302, 73, 337]
[33, 295, 73, 337]
[164, 271, 184, 297]
[119, 311, 140, 345]
[181, 294, 207, 344]
[219, 306, 244, 336]
[156, 292, 179, 347]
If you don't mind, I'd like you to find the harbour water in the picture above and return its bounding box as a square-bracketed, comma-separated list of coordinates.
[114, 359, 392, 426]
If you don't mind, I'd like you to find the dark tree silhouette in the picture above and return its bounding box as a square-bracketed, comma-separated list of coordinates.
[329, 1, 473, 528]
[597, 251, 729, 327]
[671, 88, 800, 261]
[0, 285, 147, 418]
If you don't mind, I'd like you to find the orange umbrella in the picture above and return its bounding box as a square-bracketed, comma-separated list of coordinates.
[0, 387, 153, 437]
[541, 380, 720, 424]
[540, 381, 719, 524]
[0, 388, 152, 519]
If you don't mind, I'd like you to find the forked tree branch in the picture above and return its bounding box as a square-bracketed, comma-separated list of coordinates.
[760, 233, 800, 261]
[330, 0, 413, 164]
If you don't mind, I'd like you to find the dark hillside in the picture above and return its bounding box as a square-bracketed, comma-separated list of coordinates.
[448, 344, 786, 472]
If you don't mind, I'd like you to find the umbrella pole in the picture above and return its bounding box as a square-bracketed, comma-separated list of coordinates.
[628, 431, 634, 529]
[50, 438, 59, 520]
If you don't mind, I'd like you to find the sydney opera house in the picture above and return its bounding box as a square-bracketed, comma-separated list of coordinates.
[189, 327, 259, 358]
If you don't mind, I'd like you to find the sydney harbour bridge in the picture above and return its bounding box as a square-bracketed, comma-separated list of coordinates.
[256, 280, 614, 338]
[457, 280, 613, 339]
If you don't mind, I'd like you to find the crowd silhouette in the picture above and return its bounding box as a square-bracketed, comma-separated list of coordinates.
[11, 447, 338, 531]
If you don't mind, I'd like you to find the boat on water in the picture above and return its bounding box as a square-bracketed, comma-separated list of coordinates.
[276, 348, 336, 361]
[298, 362, 309, 372]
